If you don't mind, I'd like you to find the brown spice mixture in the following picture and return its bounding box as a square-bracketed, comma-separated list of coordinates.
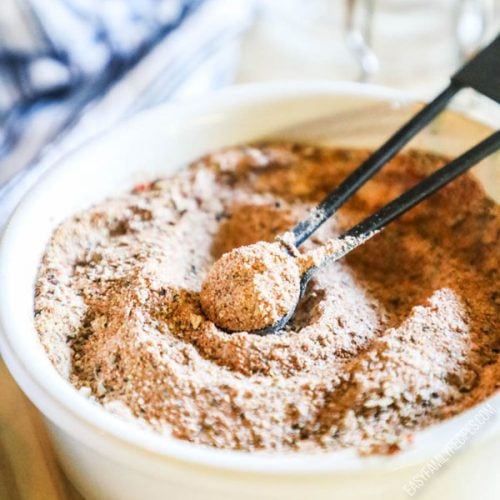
[35, 142, 500, 454]
[200, 241, 300, 332]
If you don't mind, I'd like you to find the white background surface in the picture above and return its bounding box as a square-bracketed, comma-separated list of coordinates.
[236, 0, 500, 125]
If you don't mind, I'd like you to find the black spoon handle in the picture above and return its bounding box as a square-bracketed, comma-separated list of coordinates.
[332, 130, 500, 256]
[292, 82, 461, 246]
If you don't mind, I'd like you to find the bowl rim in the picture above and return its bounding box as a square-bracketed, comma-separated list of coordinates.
[0, 80, 498, 475]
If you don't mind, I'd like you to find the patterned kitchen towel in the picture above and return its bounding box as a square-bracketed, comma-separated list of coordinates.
[0, 0, 253, 226]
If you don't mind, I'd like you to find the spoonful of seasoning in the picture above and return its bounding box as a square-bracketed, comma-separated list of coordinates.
[200, 35, 500, 335]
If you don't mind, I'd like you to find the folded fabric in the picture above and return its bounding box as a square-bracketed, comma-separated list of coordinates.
[0, 0, 253, 226]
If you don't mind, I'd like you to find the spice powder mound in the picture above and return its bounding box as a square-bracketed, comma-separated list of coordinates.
[34, 142, 500, 455]
[200, 241, 301, 332]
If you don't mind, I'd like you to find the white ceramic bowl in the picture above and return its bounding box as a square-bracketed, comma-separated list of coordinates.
[0, 82, 499, 500]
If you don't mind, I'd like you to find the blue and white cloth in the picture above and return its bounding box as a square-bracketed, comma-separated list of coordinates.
[0, 0, 253, 226]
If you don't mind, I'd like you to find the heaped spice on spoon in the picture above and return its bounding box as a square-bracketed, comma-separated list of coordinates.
[35, 142, 499, 455]
[200, 241, 301, 332]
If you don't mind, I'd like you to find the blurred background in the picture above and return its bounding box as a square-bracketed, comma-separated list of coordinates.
[0, 0, 499, 224]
